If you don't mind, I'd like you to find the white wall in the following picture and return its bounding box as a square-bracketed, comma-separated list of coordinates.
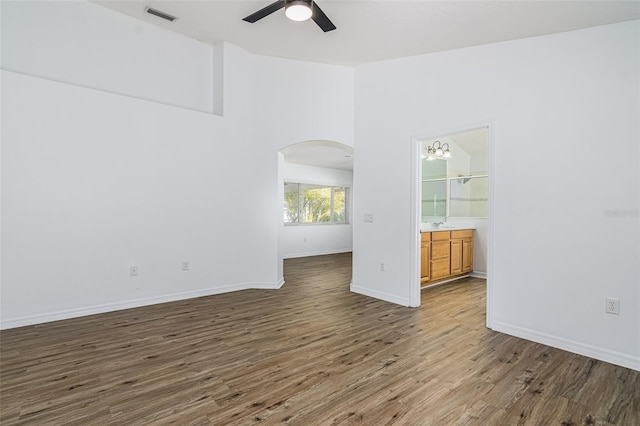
[0, 1, 355, 328]
[280, 163, 353, 258]
[470, 153, 489, 175]
[1, 1, 215, 113]
[353, 21, 640, 370]
[443, 141, 471, 178]
[252, 56, 355, 149]
[0, 60, 268, 327]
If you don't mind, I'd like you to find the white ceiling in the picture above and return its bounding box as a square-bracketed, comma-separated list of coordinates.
[93, 1, 640, 67]
[280, 140, 354, 171]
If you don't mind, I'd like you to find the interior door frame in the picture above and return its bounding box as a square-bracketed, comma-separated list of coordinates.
[409, 120, 495, 329]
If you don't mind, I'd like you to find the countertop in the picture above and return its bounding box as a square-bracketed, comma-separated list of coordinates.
[420, 224, 475, 232]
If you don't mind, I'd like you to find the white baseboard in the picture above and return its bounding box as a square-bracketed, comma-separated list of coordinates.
[492, 320, 640, 372]
[350, 283, 411, 307]
[0, 279, 285, 330]
[470, 271, 487, 279]
[283, 248, 352, 259]
[420, 275, 470, 289]
[252, 278, 285, 289]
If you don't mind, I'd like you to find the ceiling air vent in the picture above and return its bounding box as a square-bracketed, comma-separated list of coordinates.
[145, 7, 177, 22]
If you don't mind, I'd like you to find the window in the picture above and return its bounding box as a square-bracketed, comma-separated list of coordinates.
[284, 183, 348, 224]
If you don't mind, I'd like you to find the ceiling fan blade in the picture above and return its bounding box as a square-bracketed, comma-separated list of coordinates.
[243, 0, 286, 23]
[311, 2, 336, 32]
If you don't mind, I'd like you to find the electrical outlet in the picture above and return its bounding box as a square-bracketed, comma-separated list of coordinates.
[182, 261, 190, 271]
[130, 266, 138, 276]
[379, 262, 385, 272]
[364, 214, 374, 223]
[303, 237, 307, 243]
[606, 297, 620, 315]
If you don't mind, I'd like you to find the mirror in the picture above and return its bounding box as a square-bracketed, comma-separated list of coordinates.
[420, 128, 489, 221]
[421, 159, 446, 222]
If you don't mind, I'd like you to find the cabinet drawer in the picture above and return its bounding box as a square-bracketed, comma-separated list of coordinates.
[451, 229, 474, 239]
[421, 232, 431, 242]
[431, 241, 450, 260]
[431, 259, 450, 280]
[431, 231, 450, 241]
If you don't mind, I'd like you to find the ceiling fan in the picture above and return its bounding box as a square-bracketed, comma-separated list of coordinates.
[243, 0, 336, 32]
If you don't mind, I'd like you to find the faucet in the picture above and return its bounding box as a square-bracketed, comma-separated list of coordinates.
[432, 222, 443, 228]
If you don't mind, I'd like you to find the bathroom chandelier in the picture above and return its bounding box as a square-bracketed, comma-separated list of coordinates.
[425, 141, 452, 160]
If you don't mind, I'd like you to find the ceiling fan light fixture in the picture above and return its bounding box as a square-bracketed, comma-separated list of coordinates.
[285, 0, 313, 21]
[243, 0, 335, 32]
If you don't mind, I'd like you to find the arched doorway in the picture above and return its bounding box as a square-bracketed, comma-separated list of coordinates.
[277, 140, 354, 283]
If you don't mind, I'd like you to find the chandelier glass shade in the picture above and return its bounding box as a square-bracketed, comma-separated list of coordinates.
[424, 141, 452, 160]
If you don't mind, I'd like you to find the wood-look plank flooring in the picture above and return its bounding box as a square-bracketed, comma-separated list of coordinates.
[1, 253, 638, 425]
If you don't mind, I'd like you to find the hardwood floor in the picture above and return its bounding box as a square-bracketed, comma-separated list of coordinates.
[1, 252, 638, 425]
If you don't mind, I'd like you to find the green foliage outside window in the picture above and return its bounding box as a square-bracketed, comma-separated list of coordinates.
[284, 183, 348, 224]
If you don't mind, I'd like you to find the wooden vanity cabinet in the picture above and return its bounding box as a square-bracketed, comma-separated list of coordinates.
[420, 233, 431, 282]
[421, 229, 474, 286]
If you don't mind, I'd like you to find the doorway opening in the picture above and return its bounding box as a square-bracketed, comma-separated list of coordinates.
[277, 140, 354, 284]
[410, 123, 494, 328]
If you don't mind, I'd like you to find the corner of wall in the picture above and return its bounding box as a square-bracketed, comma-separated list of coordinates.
[350, 282, 412, 307]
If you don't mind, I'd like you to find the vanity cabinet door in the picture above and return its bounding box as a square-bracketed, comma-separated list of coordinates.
[452, 230, 474, 274]
[462, 237, 473, 273]
[420, 233, 431, 281]
[451, 239, 462, 275]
